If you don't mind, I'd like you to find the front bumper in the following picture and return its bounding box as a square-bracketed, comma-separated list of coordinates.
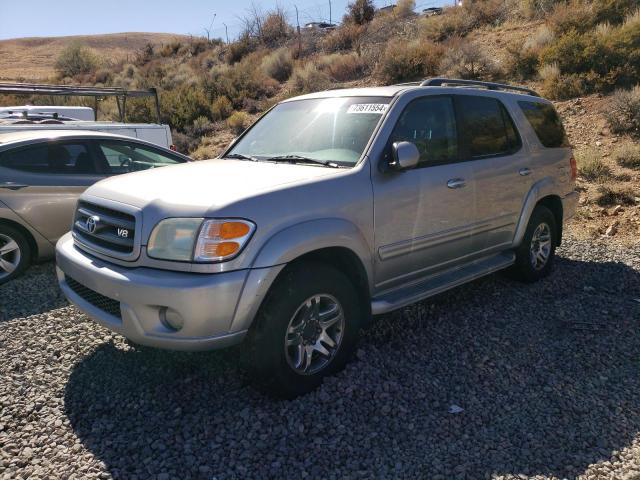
[56, 232, 280, 351]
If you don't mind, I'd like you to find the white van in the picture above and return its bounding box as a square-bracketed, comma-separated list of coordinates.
[0, 83, 173, 149]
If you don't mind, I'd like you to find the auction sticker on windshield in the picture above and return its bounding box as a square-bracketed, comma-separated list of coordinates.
[347, 103, 389, 114]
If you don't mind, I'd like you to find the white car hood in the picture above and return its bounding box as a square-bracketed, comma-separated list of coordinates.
[86, 158, 342, 212]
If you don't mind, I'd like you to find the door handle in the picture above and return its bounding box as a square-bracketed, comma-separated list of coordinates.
[519, 168, 532, 176]
[447, 178, 466, 189]
[0, 182, 29, 190]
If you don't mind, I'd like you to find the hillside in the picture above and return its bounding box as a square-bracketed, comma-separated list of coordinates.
[0, 32, 191, 81]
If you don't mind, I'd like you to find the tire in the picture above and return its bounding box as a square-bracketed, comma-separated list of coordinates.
[510, 205, 557, 283]
[244, 262, 362, 399]
[0, 224, 31, 285]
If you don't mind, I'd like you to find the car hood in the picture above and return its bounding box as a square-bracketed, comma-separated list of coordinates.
[85, 158, 343, 213]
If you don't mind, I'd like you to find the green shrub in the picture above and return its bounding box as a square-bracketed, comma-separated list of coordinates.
[226, 34, 257, 64]
[576, 149, 612, 181]
[289, 64, 331, 93]
[317, 53, 367, 82]
[261, 48, 293, 82]
[605, 85, 640, 136]
[613, 143, 640, 168]
[421, 0, 505, 41]
[55, 42, 99, 77]
[227, 111, 251, 134]
[375, 39, 442, 84]
[538, 63, 586, 99]
[162, 84, 212, 131]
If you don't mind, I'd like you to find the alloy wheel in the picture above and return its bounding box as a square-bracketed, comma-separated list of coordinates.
[284, 294, 345, 375]
[529, 222, 551, 271]
[0, 233, 21, 280]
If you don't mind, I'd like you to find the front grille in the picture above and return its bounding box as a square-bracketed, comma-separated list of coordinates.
[73, 201, 136, 256]
[65, 276, 122, 319]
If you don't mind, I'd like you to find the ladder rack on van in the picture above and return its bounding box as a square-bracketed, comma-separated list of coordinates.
[418, 78, 540, 97]
[0, 83, 161, 123]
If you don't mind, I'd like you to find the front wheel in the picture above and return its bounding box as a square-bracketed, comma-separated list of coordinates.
[0, 225, 31, 285]
[511, 205, 557, 283]
[245, 262, 362, 398]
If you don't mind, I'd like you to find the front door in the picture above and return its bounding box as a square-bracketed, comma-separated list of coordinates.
[371, 95, 477, 291]
[0, 140, 105, 243]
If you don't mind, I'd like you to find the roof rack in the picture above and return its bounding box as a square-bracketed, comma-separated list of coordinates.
[418, 78, 539, 97]
[0, 83, 162, 123]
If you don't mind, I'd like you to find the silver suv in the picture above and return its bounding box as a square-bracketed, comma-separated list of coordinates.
[56, 79, 578, 397]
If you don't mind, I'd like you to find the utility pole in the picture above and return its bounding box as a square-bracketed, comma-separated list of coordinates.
[205, 13, 216, 41]
[329, 0, 332, 24]
[295, 5, 302, 58]
[223, 22, 229, 44]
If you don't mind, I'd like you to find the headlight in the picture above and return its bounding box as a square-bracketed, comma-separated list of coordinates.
[147, 218, 255, 262]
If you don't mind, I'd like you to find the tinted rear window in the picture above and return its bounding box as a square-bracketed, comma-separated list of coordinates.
[518, 101, 569, 148]
[457, 96, 521, 158]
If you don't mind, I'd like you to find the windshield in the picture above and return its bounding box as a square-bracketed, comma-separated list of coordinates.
[227, 96, 391, 166]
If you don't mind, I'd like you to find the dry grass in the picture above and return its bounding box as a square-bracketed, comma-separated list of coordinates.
[0, 32, 191, 81]
[576, 148, 612, 182]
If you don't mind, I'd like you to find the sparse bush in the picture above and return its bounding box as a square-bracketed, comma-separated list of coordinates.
[55, 42, 99, 77]
[438, 38, 497, 80]
[375, 39, 442, 84]
[422, 0, 505, 41]
[289, 64, 331, 93]
[227, 111, 251, 134]
[576, 149, 612, 181]
[605, 85, 640, 136]
[518, 0, 561, 19]
[596, 185, 637, 206]
[395, 0, 416, 18]
[546, 1, 595, 34]
[344, 0, 375, 25]
[261, 48, 293, 82]
[171, 131, 200, 154]
[260, 10, 292, 47]
[160, 41, 183, 57]
[613, 143, 640, 168]
[211, 95, 233, 121]
[321, 24, 365, 53]
[317, 53, 367, 82]
[226, 34, 257, 64]
[538, 63, 585, 99]
[188, 116, 215, 137]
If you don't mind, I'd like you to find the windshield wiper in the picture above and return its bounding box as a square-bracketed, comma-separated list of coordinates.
[224, 153, 258, 161]
[265, 155, 340, 168]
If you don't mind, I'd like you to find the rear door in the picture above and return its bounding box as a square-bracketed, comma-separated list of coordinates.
[454, 94, 532, 255]
[0, 140, 106, 243]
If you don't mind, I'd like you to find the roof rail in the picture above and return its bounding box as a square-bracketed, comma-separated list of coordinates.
[419, 78, 539, 97]
[0, 82, 162, 123]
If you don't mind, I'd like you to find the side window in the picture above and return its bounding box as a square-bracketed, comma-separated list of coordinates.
[97, 141, 182, 174]
[0, 142, 96, 174]
[458, 96, 521, 158]
[518, 101, 569, 148]
[390, 96, 458, 166]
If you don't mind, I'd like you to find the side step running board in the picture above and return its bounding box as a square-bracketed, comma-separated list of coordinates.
[371, 252, 515, 315]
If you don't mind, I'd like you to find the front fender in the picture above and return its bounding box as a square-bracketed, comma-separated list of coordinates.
[512, 177, 557, 247]
[251, 218, 373, 281]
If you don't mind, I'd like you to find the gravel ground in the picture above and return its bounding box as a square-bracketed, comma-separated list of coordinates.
[1, 234, 639, 480]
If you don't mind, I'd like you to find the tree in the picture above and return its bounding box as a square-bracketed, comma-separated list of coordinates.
[345, 0, 375, 25]
[54, 42, 99, 78]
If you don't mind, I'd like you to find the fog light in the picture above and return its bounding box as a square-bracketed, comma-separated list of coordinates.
[160, 307, 184, 331]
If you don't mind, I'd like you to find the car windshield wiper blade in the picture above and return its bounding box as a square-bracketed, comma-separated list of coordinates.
[265, 155, 340, 168]
[224, 153, 258, 161]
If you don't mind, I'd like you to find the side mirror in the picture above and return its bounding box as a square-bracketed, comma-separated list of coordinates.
[391, 141, 420, 171]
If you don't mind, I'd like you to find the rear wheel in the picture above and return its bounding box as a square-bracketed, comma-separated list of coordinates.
[0, 225, 31, 285]
[511, 205, 557, 283]
[245, 262, 362, 398]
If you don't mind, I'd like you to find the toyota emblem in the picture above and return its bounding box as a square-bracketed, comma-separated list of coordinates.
[86, 215, 100, 234]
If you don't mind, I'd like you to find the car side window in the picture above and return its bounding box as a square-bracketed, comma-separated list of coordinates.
[389, 96, 458, 166]
[0, 142, 97, 174]
[97, 141, 182, 174]
[457, 96, 521, 158]
[518, 101, 569, 148]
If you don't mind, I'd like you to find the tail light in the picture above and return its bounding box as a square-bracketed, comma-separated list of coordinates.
[169, 144, 177, 151]
[569, 156, 577, 181]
